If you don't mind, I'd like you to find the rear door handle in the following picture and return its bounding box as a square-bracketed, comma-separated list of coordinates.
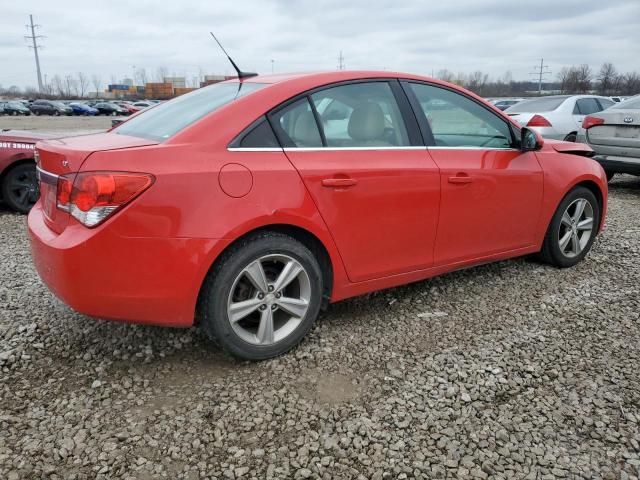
[322, 178, 357, 188]
[448, 175, 473, 184]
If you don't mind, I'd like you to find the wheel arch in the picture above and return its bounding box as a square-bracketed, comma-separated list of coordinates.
[195, 223, 336, 325]
[0, 157, 35, 191]
[572, 179, 605, 231]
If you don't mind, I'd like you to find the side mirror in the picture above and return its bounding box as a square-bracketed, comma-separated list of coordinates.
[521, 127, 544, 151]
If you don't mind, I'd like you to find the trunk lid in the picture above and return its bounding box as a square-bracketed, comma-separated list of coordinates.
[586, 109, 640, 151]
[36, 132, 158, 233]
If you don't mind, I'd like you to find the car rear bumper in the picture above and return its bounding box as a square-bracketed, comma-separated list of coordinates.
[593, 155, 640, 175]
[28, 202, 223, 327]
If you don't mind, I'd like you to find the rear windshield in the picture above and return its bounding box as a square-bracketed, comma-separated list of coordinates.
[611, 96, 640, 110]
[115, 82, 266, 141]
[506, 96, 568, 113]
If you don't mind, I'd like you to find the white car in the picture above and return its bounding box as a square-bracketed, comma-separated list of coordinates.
[505, 95, 615, 141]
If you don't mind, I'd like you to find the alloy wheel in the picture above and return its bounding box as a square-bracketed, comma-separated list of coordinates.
[227, 254, 311, 345]
[558, 198, 594, 258]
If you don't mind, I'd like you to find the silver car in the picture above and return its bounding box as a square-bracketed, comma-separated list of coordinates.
[505, 95, 615, 142]
[580, 95, 640, 181]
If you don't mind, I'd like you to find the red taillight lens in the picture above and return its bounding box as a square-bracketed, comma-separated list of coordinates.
[582, 116, 605, 129]
[56, 172, 154, 227]
[527, 115, 552, 127]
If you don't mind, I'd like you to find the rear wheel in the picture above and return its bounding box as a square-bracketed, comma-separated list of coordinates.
[199, 232, 323, 360]
[605, 170, 615, 182]
[1, 163, 39, 214]
[54, 110, 60, 116]
[564, 132, 577, 142]
[539, 186, 599, 268]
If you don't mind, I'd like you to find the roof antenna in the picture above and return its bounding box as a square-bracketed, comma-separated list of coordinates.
[210, 32, 257, 80]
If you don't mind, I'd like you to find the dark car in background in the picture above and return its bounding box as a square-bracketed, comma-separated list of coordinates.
[1, 101, 31, 116]
[93, 102, 127, 116]
[29, 100, 73, 116]
[68, 102, 99, 116]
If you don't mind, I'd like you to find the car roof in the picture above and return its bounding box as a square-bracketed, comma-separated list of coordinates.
[235, 70, 435, 86]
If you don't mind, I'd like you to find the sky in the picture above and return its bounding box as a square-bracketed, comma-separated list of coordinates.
[2, 0, 639, 90]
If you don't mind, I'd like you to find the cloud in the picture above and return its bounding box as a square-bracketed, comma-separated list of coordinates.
[2, 0, 639, 89]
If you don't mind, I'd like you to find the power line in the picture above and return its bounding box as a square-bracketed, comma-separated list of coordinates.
[337, 51, 345, 70]
[25, 14, 45, 92]
[528, 58, 551, 95]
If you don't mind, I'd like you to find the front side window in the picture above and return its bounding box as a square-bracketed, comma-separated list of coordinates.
[409, 83, 513, 148]
[310, 82, 410, 147]
[116, 82, 266, 141]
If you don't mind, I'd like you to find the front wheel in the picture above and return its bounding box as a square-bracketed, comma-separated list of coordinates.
[539, 186, 600, 268]
[199, 232, 324, 360]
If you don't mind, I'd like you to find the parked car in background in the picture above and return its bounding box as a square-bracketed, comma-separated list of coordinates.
[493, 98, 523, 111]
[132, 101, 153, 109]
[610, 96, 627, 103]
[29, 71, 607, 360]
[505, 95, 615, 141]
[0, 130, 55, 213]
[580, 95, 640, 181]
[29, 100, 73, 116]
[93, 102, 127, 116]
[68, 103, 99, 116]
[114, 102, 140, 115]
[1, 101, 32, 116]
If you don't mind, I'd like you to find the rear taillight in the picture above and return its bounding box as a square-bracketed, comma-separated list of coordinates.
[527, 115, 552, 127]
[56, 171, 154, 227]
[582, 116, 605, 129]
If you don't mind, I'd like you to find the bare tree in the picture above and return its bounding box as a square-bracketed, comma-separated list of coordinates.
[51, 75, 64, 97]
[91, 75, 102, 97]
[576, 64, 592, 93]
[64, 75, 78, 97]
[623, 72, 640, 96]
[557, 67, 571, 94]
[466, 71, 489, 95]
[76, 72, 89, 98]
[597, 63, 617, 95]
[155, 66, 169, 82]
[135, 67, 148, 85]
[436, 69, 455, 82]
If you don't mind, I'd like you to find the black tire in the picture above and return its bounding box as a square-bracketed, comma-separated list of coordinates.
[539, 186, 600, 268]
[34, 110, 40, 116]
[564, 132, 577, 142]
[11, 111, 17, 116]
[54, 110, 60, 116]
[605, 170, 615, 182]
[1, 163, 39, 214]
[198, 232, 324, 360]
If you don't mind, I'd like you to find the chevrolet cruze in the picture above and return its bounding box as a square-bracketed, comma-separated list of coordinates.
[29, 71, 608, 360]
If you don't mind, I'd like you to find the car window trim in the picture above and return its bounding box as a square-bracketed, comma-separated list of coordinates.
[400, 80, 518, 148]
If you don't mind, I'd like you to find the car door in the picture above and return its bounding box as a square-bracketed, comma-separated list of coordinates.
[270, 81, 441, 283]
[403, 81, 544, 265]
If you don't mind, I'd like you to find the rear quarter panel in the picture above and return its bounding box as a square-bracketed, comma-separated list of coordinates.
[0, 138, 37, 175]
[534, 151, 608, 244]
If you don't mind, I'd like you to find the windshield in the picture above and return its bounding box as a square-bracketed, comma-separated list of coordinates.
[506, 96, 569, 113]
[612, 96, 640, 110]
[9, 102, 24, 108]
[115, 82, 267, 141]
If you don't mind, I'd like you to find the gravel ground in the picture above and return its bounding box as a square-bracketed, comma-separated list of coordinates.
[1, 176, 639, 480]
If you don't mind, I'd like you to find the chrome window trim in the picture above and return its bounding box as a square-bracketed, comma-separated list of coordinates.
[228, 146, 521, 152]
[36, 166, 59, 185]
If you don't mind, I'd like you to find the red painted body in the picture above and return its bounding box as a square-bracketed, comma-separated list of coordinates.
[0, 130, 52, 180]
[28, 71, 608, 328]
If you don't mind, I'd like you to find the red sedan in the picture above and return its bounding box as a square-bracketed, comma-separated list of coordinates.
[28, 71, 607, 360]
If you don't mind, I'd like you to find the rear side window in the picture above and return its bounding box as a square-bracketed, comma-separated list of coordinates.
[270, 98, 323, 148]
[116, 82, 266, 141]
[597, 98, 615, 110]
[574, 98, 602, 115]
[507, 97, 568, 113]
[310, 82, 411, 147]
[232, 117, 280, 148]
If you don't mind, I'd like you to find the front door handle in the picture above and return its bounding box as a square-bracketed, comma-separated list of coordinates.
[448, 174, 473, 184]
[322, 178, 357, 188]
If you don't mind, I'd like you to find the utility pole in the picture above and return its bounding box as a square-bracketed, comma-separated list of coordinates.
[337, 51, 345, 70]
[25, 14, 45, 93]
[528, 58, 551, 96]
